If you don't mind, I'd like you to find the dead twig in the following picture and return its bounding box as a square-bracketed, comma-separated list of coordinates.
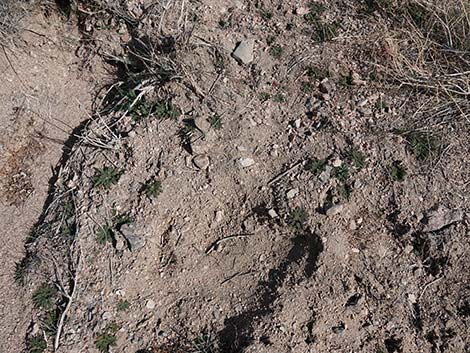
[205, 233, 253, 254]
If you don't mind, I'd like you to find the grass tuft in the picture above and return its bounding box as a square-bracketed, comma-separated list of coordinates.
[289, 207, 309, 233]
[32, 283, 57, 309]
[144, 179, 163, 199]
[25, 334, 47, 353]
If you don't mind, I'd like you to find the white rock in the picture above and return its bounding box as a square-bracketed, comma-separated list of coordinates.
[238, 157, 255, 168]
[233, 39, 254, 65]
[215, 210, 224, 223]
[286, 188, 299, 199]
[146, 299, 156, 310]
[295, 6, 310, 15]
[268, 209, 278, 218]
[332, 158, 343, 167]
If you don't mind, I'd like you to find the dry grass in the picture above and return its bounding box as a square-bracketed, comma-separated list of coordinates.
[377, 0, 470, 120]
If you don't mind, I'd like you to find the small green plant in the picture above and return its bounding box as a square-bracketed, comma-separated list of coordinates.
[305, 158, 326, 176]
[154, 100, 180, 120]
[405, 131, 437, 161]
[43, 309, 59, 336]
[25, 334, 47, 353]
[261, 10, 273, 21]
[116, 299, 130, 311]
[192, 332, 214, 353]
[332, 165, 349, 182]
[272, 93, 286, 102]
[96, 225, 113, 245]
[269, 45, 283, 59]
[304, 2, 326, 24]
[144, 179, 163, 198]
[93, 167, 121, 189]
[339, 73, 354, 86]
[301, 81, 315, 94]
[115, 88, 155, 121]
[209, 115, 223, 130]
[218, 18, 231, 29]
[306, 65, 328, 80]
[349, 149, 365, 169]
[313, 21, 338, 42]
[289, 207, 309, 232]
[96, 323, 119, 353]
[338, 183, 352, 200]
[32, 283, 56, 309]
[259, 92, 271, 102]
[389, 161, 407, 181]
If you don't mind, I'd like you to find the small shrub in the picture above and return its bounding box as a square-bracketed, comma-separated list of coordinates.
[96, 324, 119, 353]
[332, 165, 349, 182]
[93, 167, 121, 189]
[25, 334, 47, 353]
[116, 299, 130, 311]
[32, 283, 56, 309]
[289, 207, 308, 232]
[144, 179, 163, 199]
[301, 81, 315, 94]
[96, 225, 113, 245]
[389, 161, 407, 181]
[155, 101, 180, 120]
[43, 309, 59, 336]
[209, 115, 223, 130]
[305, 158, 326, 176]
[269, 45, 283, 59]
[306, 65, 328, 79]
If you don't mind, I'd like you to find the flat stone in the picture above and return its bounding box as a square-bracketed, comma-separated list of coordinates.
[120, 223, 146, 252]
[423, 205, 463, 232]
[232, 39, 254, 65]
[193, 154, 210, 170]
[215, 210, 224, 223]
[194, 117, 210, 133]
[326, 204, 345, 217]
[238, 157, 255, 168]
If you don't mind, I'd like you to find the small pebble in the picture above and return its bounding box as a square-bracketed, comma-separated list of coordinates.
[193, 154, 210, 170]
[286, 188, 299, 199]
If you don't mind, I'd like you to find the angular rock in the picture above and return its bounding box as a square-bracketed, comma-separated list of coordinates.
[326, 204, 345, 217]
[268, 209, 279, 218]
[120, 223, 146, 252]
[423, 205, 463, 232]
[319, 78, 334, 94]
[193, 154, 210, 170]
[146, 299, 156, 310]
[232, 39, 254, 65]
[238, 157, 255, 168]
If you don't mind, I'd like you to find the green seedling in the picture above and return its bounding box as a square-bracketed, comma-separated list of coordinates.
[116, 299, 130, 311]
[349, 149, 365, 169]
[25, 334, 47, 353]
[405, 131, 437, 161]
[305, 158, 326, 176]
[289, 207, 309, 233]
[259, 92, 271, 102]
[269, 45, 283, 59]
[96, 225, 113, 245]
[144, 179, 163, 199]
[389, 161, 407, 181]
[209, 115, 223, 130]
[43, 309, 59, 336]
[93, 167, 121, 189]
[155, 100, 180, 120]
[32, 283, 56, 309]
[261, 10, 273, 21]
[339, 73, 354, 86]
[332, 165, 349, 182]
[96, 323, 119, 353]
[14, 256, 32, 285]
[273, 93, 286, 102]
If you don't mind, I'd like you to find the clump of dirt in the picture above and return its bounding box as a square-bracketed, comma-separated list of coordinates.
[2, 1, 469, 353]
